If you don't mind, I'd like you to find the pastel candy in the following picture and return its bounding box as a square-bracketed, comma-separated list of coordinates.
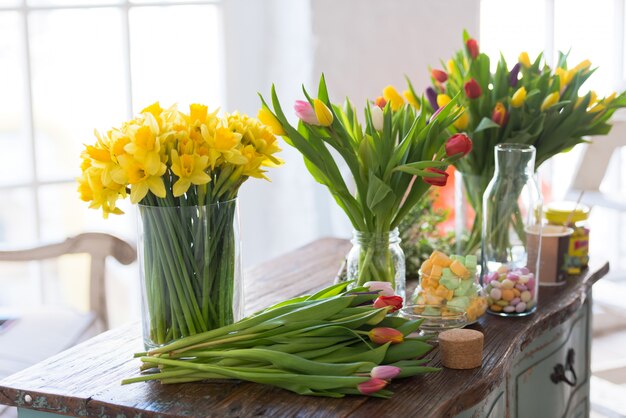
[430, 250, 452, 267]
[515, 284, 528, 291]
[503, 306, 516, 313]
[501, 289, 514, 301]
[510, 297, 521, 306]
[490, 304, 503, 312]
[490, 281, 502, 289]
[520, 267, 530, 274]
[442, 268, 455, 280]
[450, 260, 470, 279]
[440, 276, 461, 290]
[501, 279, 514, 289]
[448, 296, 470, 310]
[423, 306, 441, 316]
[450, 255, 463, 262]
[430, 264, 443, 278]
[507, 273, 520, 281]
[490, 288, 502, 301]
[518, 274, 530, 284]
[454, 279, 473, 297]
[465, 255, 477, 269]
[515, 302, 527, 312]
[496, 300, 509, 307]
[520, 291, 532, 302]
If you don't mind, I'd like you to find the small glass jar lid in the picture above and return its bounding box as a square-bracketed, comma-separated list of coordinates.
[545, 201, 590, 224]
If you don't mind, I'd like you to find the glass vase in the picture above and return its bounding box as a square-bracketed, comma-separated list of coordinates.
[137, 199, 243, 348]
[481, 144, 542, 317]
[454, 170, 491, 258]
[346, 229, 406, 300]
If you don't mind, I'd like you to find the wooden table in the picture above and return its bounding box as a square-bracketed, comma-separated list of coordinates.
[0, 238, 609, 418]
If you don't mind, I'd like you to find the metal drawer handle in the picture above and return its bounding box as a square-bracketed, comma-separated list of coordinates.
[550, 348, 577, 386]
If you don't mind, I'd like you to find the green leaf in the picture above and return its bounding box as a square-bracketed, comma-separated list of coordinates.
[474, 117, 501, 133]
[365, 172, 394, 215]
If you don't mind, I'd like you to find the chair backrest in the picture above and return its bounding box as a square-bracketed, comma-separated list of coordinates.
[0, 233, 136, 330]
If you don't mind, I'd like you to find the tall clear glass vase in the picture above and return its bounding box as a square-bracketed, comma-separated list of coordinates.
[137, 199, 243, 349]
[454, 170, 491, 257]
[481, 144, 542, 317]
[346, 228, 406, 300]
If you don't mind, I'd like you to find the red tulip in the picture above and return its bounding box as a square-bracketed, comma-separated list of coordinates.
[422, 167, 449, 187]
[445, 133, 473, 157]
[358, 378, 388, 395]
[373, 295, 403, 313]
[431, 69, 448, 83]
[368, 327, 404, 345]
[374, 96, 387, 109]
[466, 38, 479, 59]
[464, 79, 482, 99]
[491, 102, 508, 126]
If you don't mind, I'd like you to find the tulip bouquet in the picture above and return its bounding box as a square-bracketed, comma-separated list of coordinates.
[123, 281, 438, 398]
[78, 103, 282, 346]
[258, 75, 472, 295]
[424, 31, 626, 254]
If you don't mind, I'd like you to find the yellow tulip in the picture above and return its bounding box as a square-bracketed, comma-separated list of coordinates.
[571, 59, 592, 73]
[588, 103, 606, 113]
[453, 106, 469, 130]
[603, 92, 617, 104]
[511, 87, 527, 108]
[541, 92, 560, 111]
[436, 94, 452, 108]
[519, 52, 531, 69]
[403, 90, 420, 109]
[313, 99, 334, 126]
[555, 67, 574, 87]
[257, 107, 286, 136]
[447, 59, 457, 77]
[382, 85, 405, 111]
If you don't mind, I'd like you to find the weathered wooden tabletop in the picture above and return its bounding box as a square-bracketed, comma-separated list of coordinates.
[0, 238, 609, 417]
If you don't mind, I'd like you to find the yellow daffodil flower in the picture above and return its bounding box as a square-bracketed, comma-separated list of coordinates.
[437, 94, 452, 108]
[453, 106, 469, 130]
[519, 52, 531, 69]
[403, 90, 420, 109]
[115, 154, 166, 203]
[541, 92, 560, 111]
[170, 150, 211, 197]
[511, 87, 527, 108]
[257, 107, 286, 136]
[189, 103, 208, 125]
[382, 86, 404, 111]
[313, 99, 334, 126]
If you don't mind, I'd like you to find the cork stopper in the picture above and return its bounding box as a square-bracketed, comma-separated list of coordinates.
[438, 329, 484, 369]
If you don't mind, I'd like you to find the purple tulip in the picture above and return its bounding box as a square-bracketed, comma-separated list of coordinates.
[509, 63, 521, 87]
[426, 87, 439, 110]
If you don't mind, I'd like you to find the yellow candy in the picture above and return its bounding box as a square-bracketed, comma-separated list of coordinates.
[421, 277, 434, 290]
[501, 289, 515, 301]
[490, 304, 503, 312]
[449, 260, 470, 279]
[430, 250, 452, 267]
[512, 288, 521, 298]
[420, 259, 433, 275]
[430, 264, 443, 279]
[424, 293, 445, 305]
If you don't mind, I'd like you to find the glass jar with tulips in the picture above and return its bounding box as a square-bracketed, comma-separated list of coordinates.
[78, 103, 283, 348]
[421, 30, 626, 256]
[259, 75, 473, 300]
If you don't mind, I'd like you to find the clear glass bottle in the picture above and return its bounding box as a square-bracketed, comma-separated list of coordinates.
[346, 228, 406, 300]
[482, 144, 542, 317]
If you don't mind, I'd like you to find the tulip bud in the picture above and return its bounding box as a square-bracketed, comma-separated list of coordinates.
[464, 79, 482, 99]
[257, 107, 286, 136]
[371, 366, 401, 381]
[383, 85, 405, 111]
[373, 295, 403, 313]
[466, 38, 479, 59]
[422, 167, 449, 187]
[447, 59, 457, 77]
[541, 92, 560, 111]
[509, 63, 520, 87]
[436, 94, 452, 108]
[357, 378, 388, 395]
[313, 99, 333, 126]
[370, 106, 384, 131]
[519, 52, 531, 69]
[572, 59, 592, 73]
[453, 106, 469, 130]
[374, 96, 387, 109]
[426, 87, 439, 110]
[431, 69, 448, 83]
[403, 90, 420, 109]
[511, 87, 527, 108]
[294, 100, 318, 125]
[364, 281, 395, 296]
[555, 67, 574, 88]
[491, 102, 507, 126]
[368, 327, 404, 345]
[445, 133, 472, 157]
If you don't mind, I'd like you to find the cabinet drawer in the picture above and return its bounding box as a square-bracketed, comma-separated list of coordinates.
[513, 301, 590, 418]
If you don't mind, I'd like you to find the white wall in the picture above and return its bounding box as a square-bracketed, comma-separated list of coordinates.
[223, 0, 480, 267]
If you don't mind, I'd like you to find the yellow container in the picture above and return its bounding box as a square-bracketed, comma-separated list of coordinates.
[544, 202, 590, 275]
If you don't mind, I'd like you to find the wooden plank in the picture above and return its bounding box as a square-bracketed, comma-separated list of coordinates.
[0, 239, 609, 418]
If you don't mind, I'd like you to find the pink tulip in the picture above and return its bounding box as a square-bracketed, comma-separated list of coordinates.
[294, 100, 319, 125]
[357, 378, 388, 395]
[370, 365, 401, 380]
[364, 281, 395, 296]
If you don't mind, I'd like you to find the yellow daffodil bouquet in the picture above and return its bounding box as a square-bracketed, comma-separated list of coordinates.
[424, 31, 626, 254]
[78, 102, 283, 346]
[259, 75, 472, 298]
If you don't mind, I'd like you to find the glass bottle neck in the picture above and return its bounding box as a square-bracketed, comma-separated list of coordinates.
[351, 228, 400, 246]
[494, 143, 536, 176]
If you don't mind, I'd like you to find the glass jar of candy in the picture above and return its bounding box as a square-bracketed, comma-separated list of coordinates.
[481, 144, 542, 317]
[545, 202, 590, 275]
[413, 250, 488, 324]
